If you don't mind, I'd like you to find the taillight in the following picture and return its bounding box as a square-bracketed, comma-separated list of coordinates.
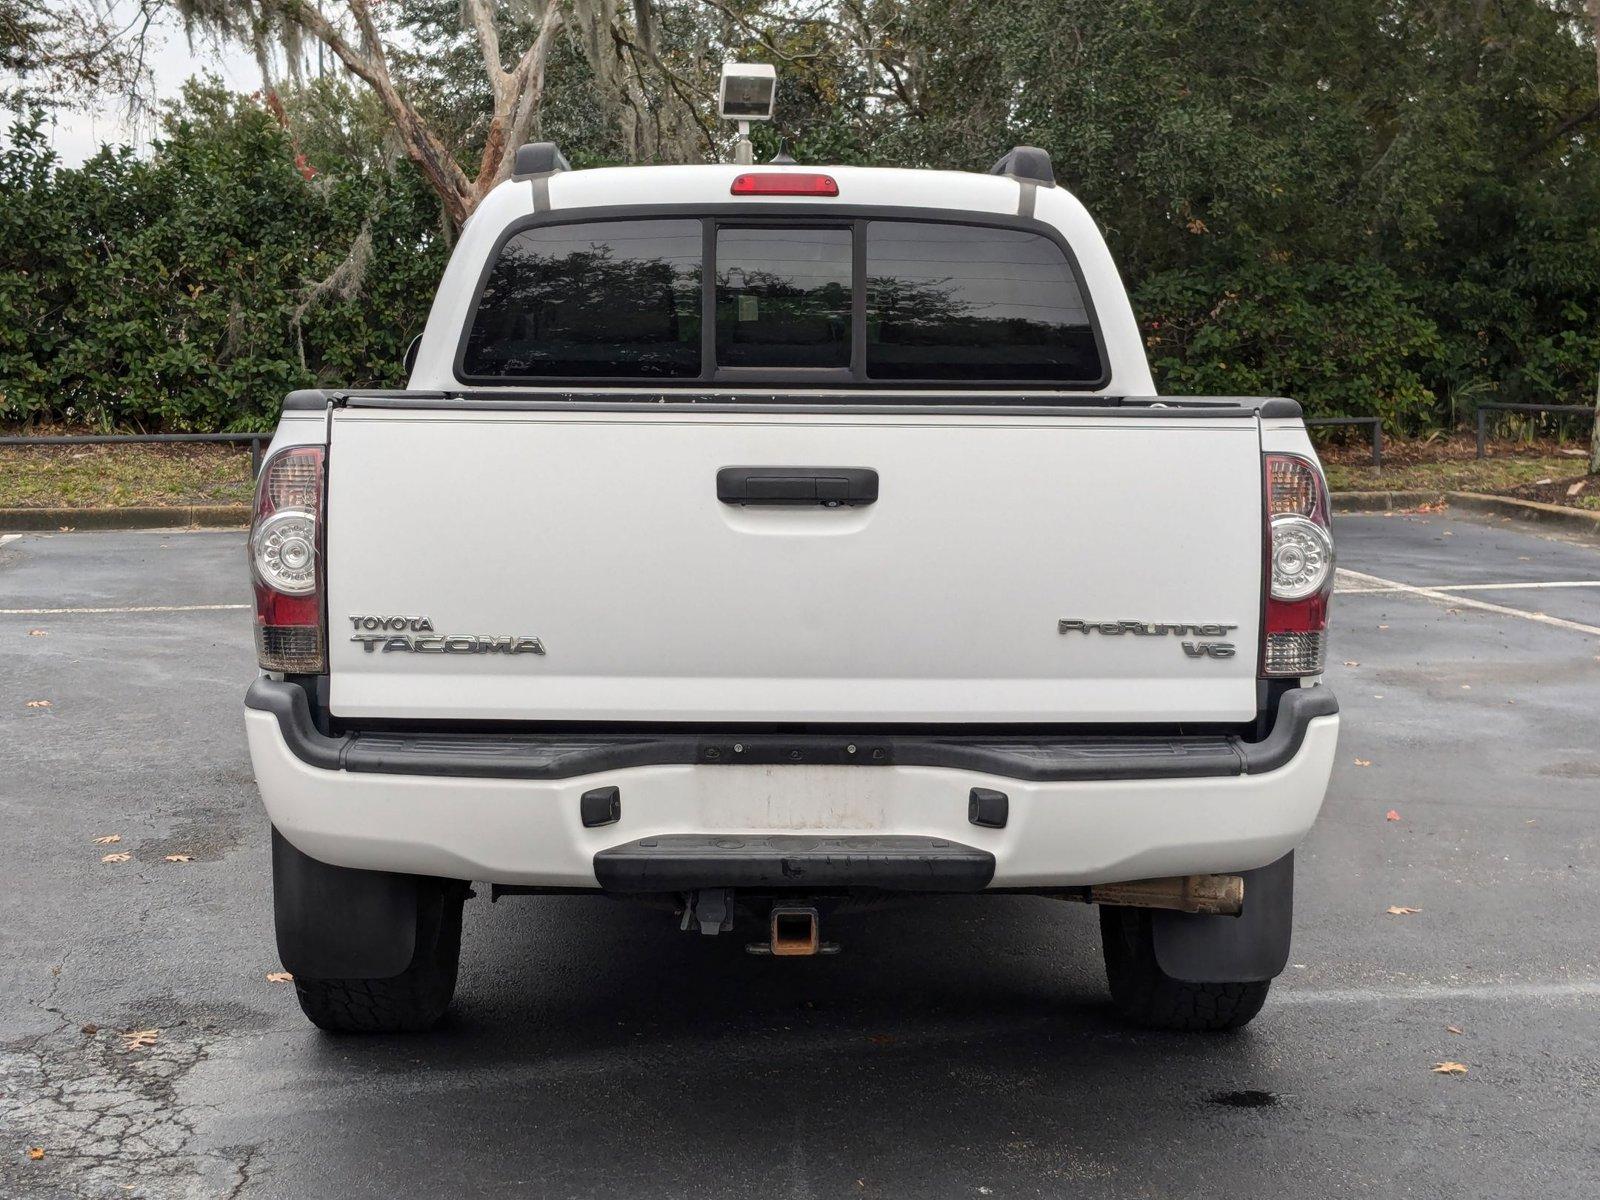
[730, 172, 839, 196]
[1262, 453, 1334, 677]
[250, 445, 326, 673]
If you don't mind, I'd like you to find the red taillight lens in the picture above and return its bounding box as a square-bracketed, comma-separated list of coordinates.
[250, 445, 326, 673]
[730, 172, 839, 197]
[1262, 453, 1334, 677]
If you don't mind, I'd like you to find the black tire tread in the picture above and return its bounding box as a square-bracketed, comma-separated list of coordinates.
[293, 887, 463, 1034]
[1099, 906, 1270, 1032]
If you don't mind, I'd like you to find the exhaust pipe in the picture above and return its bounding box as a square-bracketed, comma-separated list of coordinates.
[1089, 874, 1244, 916]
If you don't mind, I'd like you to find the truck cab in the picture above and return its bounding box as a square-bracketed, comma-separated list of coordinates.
[245, 142, 1339, 1034]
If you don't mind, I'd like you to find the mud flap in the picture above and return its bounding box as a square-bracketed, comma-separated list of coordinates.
[271, 828, 420, 979]
[1149, 852, 1294, 983]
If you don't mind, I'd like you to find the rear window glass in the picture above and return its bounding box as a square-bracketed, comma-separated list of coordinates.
[461, 219, 701, 378]
[864, 223, 1100, 382]
[715, 227, 852, 369]
[459, 215, 1103, 387]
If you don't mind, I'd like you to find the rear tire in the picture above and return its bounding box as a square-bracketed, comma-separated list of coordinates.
[292, 880, 465, 1034]
[1099, 905, 1270, 1032]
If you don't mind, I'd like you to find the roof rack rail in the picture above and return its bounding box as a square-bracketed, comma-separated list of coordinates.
[988, 145, 1055, 187]
[512, 142, 571, 177]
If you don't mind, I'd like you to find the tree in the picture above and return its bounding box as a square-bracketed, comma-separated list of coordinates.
[2, 0, 156, 109]
[169, 0, 727, 225]
[1590, 0, 1600, 473]
[9, 1, 1600, 434]
[171, 0, 568, 224]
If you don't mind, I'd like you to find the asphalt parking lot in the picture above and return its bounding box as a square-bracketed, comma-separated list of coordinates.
[3, 510, 1598, 1199]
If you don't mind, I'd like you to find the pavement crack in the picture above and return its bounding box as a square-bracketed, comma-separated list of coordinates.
[0, 1002, 256, 1199]
[222, 1143, 265, 1199]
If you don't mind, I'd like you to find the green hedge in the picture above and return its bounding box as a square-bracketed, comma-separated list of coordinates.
[0, 88, 445, 432]
[2, 62, 1598, 434]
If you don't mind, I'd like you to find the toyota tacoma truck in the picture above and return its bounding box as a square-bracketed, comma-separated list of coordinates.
[244, 142, 1339, 1034]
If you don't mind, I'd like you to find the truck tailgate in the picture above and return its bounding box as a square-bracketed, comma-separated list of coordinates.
[325, 407, 1263, 724]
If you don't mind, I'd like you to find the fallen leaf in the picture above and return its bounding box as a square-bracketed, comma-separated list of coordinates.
[1568, 481, 1587, 497]
[1354, 758, 1372, 767]
[1386, 810, 1401, 821]
[24, 699, 51, 708]
[1446, 1026, 1464, 1035]
[28, 628, 47, 637]
[1432, 1061, 1468, 1075]
[266, 971, 294, 983]
[1385, 905, 1421, 916]
[119, 1029, 158, 1051]
[81, 1023, 98, 1036]
[93, 834, 121, 845]
[100, 852, 131, 863]
[27, 1147, 44, 1161]
[1343, 660, 1360, 667]
[163, 854, 193, 863]
[868, 1033, 895, 1046]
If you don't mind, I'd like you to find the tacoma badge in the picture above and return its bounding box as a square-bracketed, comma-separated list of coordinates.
[348, 615, 545, 655]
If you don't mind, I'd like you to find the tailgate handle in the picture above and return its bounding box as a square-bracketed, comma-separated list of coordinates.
[716, 467, 878, 507]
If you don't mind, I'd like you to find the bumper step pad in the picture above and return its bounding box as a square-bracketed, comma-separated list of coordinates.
[593, 834, 995, 893]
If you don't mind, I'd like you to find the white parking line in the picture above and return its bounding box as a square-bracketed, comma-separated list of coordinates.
[1336, 568, 1600, 636]
[1339, 578, 1600, 595]
[1279, 979, 1600, 1005]
[1425, 580, 1600, 592]
[0, 603, 250, 615]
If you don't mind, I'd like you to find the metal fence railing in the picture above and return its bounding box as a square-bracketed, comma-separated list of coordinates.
[0, 432, 270, 478]
[1474, 403, 1595, 460]
[1305, 416, 1382, 467]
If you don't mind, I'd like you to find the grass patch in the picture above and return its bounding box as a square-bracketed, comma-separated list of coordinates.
[0, 443, 254, 508]
[1, 428, 1593, 510]
[1324, 454, 1588, 496]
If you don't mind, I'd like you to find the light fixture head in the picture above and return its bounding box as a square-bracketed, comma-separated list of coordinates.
[719, 62, 777, 122]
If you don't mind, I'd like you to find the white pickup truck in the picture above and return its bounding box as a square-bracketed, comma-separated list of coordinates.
[244, 142, 1339, 1035]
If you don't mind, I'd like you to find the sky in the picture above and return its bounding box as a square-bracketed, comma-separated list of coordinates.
[42, 4, 264, 166]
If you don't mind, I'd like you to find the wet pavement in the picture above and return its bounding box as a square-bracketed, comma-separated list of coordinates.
[2, 510, 1597, 1198]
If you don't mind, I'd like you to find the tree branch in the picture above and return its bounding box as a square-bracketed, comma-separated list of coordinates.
[461, 0, 504, 79]
[284, 0, 473, 222]
[1519, 98, 1600, 162]
[488, 0, 567, 188]
[694, 0, 821, 63]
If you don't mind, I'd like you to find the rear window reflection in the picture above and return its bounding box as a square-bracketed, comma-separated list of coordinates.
[865, 223, 1101, 382]
[715, 227, 852, 369]
[462, 220, 702, 378]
